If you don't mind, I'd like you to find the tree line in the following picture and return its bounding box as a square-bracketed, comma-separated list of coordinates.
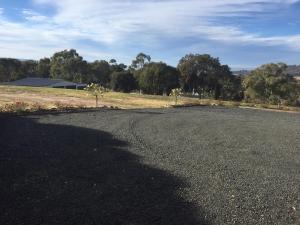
[0, 49, 299, 106]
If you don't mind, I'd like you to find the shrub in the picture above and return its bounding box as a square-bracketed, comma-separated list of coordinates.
[2, 101, 29, 113]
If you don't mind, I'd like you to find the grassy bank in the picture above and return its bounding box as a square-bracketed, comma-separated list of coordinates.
[0, 85, 299, 113]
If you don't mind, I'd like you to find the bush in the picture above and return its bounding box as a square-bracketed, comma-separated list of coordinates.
[2, 101, 29, 113]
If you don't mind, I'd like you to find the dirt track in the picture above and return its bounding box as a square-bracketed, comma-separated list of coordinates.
[0, 106, 299, 225]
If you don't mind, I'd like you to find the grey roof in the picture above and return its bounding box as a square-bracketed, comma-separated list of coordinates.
[51, 81, 80, 87]
[8, 77, 86, 88]
[51, 81, 87, 88]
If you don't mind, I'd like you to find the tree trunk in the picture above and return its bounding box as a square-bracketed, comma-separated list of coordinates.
[214, 85, 220, 100]
[96, 95, 98, 107]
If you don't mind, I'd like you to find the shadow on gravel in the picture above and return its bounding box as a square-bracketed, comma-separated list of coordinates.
[0, 116, 209, 225]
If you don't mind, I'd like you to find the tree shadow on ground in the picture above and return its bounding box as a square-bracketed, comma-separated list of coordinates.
[0, 115, 210, 225]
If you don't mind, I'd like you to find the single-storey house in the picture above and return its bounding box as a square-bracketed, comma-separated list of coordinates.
[7, 77, 87, 90]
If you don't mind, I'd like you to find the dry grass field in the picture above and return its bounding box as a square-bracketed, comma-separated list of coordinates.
[0, 85, 182, 110]
[0, 85, 299, 112]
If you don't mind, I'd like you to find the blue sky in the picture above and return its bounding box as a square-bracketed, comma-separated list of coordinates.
[0, 0, 300, 69]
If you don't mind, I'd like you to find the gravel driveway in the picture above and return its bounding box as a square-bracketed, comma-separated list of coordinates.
[0, 107, 299, 225]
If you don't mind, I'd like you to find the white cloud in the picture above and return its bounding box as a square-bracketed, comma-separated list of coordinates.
[30, 0, 300, 46]
[0, 19, 114, 60]
[191, 24, 300, 50]
[0, 0, 299, 64]
[22, 9, 48, 22]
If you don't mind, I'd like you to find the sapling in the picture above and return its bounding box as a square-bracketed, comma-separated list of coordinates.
[170, 88, 182, 105]
[85, 83, 108, 107]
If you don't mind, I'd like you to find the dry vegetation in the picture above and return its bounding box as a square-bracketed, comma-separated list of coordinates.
[0, 85, 299, 113]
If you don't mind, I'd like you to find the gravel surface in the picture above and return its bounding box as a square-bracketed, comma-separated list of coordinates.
[0, 106, 299, 225]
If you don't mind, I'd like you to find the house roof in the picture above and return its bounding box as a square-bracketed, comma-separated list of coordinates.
[51, 81, 79, 87]
[8, 77, 86, 87]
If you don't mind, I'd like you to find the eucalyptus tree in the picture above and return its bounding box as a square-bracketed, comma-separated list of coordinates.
[244, 63, 299, 106]
[131, 53, 151, 70]
[88, 60, 111, 86]
[178, 54, 239, 100]
[110, 71, 137, 93]
[37, 58, 51, 77]
[50, 49, 87, 82]
[138, 62, 179, 95]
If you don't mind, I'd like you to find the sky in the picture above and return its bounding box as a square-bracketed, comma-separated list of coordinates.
[0, 0, 300, 69]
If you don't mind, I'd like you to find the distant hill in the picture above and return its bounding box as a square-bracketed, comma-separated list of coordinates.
[233, 65, 300, 77]
[232, 70, 251, 76]
[286, 65, 300, 76]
